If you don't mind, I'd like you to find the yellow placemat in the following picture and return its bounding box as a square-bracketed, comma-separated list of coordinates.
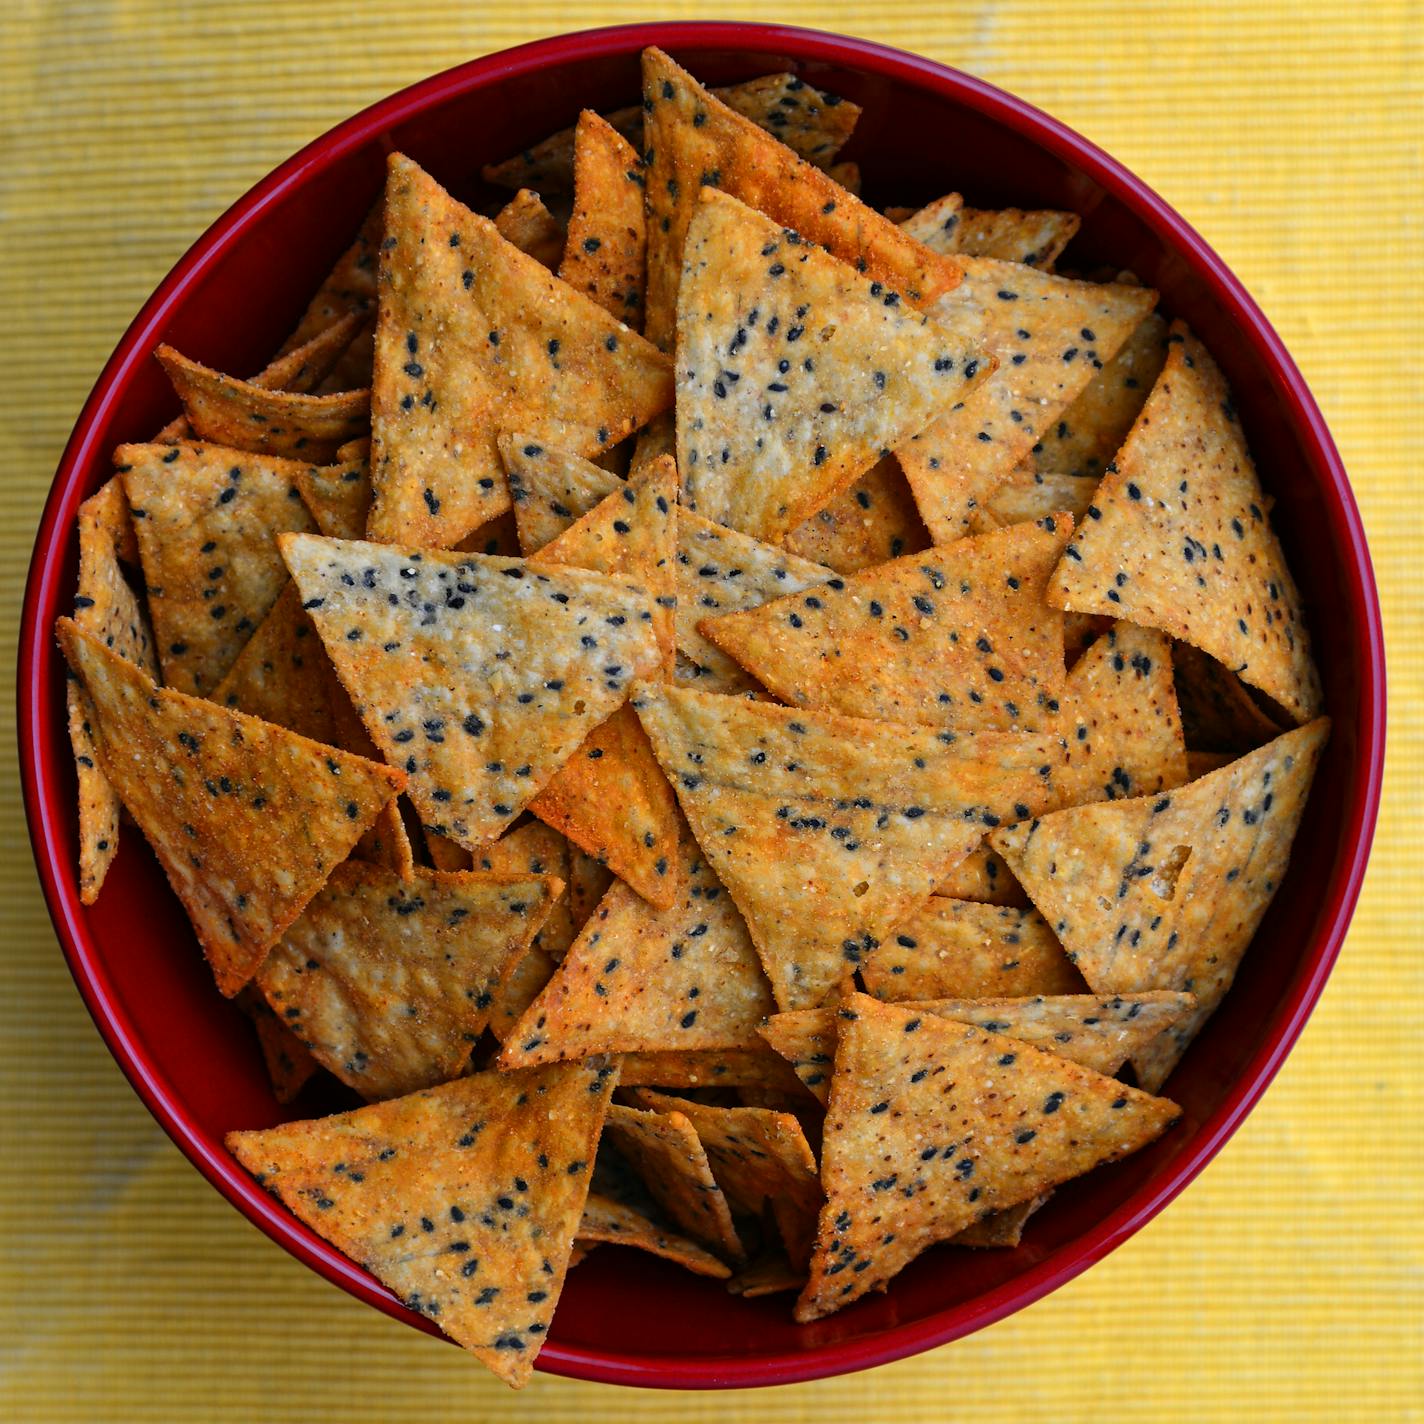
[2, 3, 1419, 1419]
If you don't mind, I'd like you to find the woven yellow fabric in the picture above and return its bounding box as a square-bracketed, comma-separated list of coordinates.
[1, 3, 1419, 1419]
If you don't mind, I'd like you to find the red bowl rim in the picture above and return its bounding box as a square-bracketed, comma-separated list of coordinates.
[18, 19, 1385, 1390]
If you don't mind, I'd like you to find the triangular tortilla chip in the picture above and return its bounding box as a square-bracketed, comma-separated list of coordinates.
[67, 476, 158, 903]
[972, 468, 1098, 533]
[1031, 310, 1169, 477]
[211, 582, 344, 746]
[785, 454, 932, 575]
[119, 441, 319, 696]
[796, 994, 1180, 1320]
[1172, 640, 1285, 753]
[902, 196, 1080, 271]
[493, 188, 565, 270]
[993, 718, 1329, 1089]
[257, 862, 557, 1100]
[630, 1091, 822, 1269]
[605, 1102, 744, 1262]
[456, 511, 522, 558]
[500, 433, 622, 554]
[1047, 323, 1322, 721]
[156, 346, 369, 462]
[1187, 750, 1235, 778]
[278, 201, 383, 356]
[760, 992, 1195, 1105]
[353, 798, 415, 880]
[257, 311, 367, 395]
[295, 454, 372, 539]
[826, 160, 860, 195]
[953, 1195, 1050, 1249]
[578, 1190, 731, 1279]
[631, 410, 676, 475]
[486, 949, 558, 1044]
[279, 533, 662, 849]
[57, 620, 402, 995]
[898, 260, 1157, 544]
[226, 1058, 616, 1387]
[524, 461, 681, 905]
[497, 830, 773, 1067]
[699, 517, 1071, 734]
[676, 510, 835, 694]
[367, 154, 671, 548]
[483, 71, 859, 193]
[933, 844, 1028, 905]
[474, 821, 576, 958]
[567, 844, 614, 930]
[675, 189, 982, 541]
[861, 898, 1085, 1001]
[315, 316, 376, 395]
[641, 47, 956, 350]
[237, 985, 321, 1104]
[1056, 623, 1188, 807]
[618, 1047, 804, 1093]
[558, 111, 646, 329]
[726, 1252, 805, 1298]
[634, 682, 1065, 1010]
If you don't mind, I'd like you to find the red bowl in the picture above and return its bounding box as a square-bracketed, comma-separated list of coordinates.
[19, 20, 1384, 1390]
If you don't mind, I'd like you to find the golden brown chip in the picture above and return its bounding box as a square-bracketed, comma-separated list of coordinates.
[236, 985, 320, 1104]
[636, 682, 1065, 1011]
[257, 863, 557, 1099]
[903, 195, 1080, 271]
[993, 719, 1329, 1088]
[367, 154, 671, 548]
[861, 898, 1085, 1001]
[898, 260, 1157, 544]
[473, 821, 576, 958]
[500, 434, 621, 554]
[933, 844, 1029, 905]
[226, 1058, 617, 1387]
[699, 517, 1071, 734]
[1047, 323, 1322, 722]
[952, 1195, 1049, 1248]
[558, 111, 646, 328]
[280, 534, 662, 851]
[485, 947, 558, 1044]
[294, 455, 372, 539]
[796, 994, 1180, 1320]
[493, 188, 566, 270]
[57, 619, 403, 996]
[1172, 639, 1286, 753]
[120, 441, 319, 696]
[785, 454, 932, 575]
[972, 468, 1098, 533]
[675, 189, 983, 542]
[578, 1191, 731, 1278]
[641, 47, 957, 350]
[617, 1046, 805, 1094]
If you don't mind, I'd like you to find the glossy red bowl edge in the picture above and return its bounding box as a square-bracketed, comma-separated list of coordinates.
[18, 21, 1384, 1390]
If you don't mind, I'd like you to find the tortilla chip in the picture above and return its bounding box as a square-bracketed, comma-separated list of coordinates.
[67, 475, 159, 902]
[952, 1195, 1048, 1248]
[237, 985, 320, 1103]
[699, 517, 1071, 734]
[1056, 623, 1188, 807]
[898, 260, 1158, 544]
[902, 196, 1080, 271]
[675, 188, 982, 541]
[258, 311, 367, 395]
[558, 111, 646, 329]
[295, 455, 372, 539]
[933, 843, 1028, 905]
[605, 1102, 745, 1261]
[279, 201, 383, 356]
[500, 434, 621, 554]
[483, 71, 859, 194]
[257, 863, 557, 1100]
[784, 454, 932, 576]
[1186, 749, 1235, 778]
[315, 316, 377, 396]
[796, 993, 1180, 1320]
[760, 991, 1195, 1104]
[210, 582, 343, 745]
[1172, 640, 1285, 753]
[119, 441, 319, 695]
[861, 898, 1084, 1001]
[355, 798, 415, 879]
[474, 821, 576, 958]
[493, 189, 565, 271]
[455, 511, 523, 558]
[578, 1189, 731, 1278]
[524, 462, 681, 905]
[280, 534, 662, 849]
[634, 682, 1065, 1010]
[641, 47, 957, 350]
[497, 830, 773, 1067]
[57, 619, 403, 995]
[826, 160, 860, 196]
[973, 468, 1098, 532]
[676, 510, 835, 694]
[1047, 323, 1322, 722]
[630, 409, 675, 474]
[993, 718, 1329, 1089]
[226, 1058, 616, 1387]
[1031, 311, 1170, 477]
[156, 346, 369, 463]
[567, 845, 614, 929]
[368, 155, 671, 548]
[630, 1091, 822, 1269]
[726, 1253, 805, 1297]
[336, 436, 371, 464]
[618, 1047, 805, 1093]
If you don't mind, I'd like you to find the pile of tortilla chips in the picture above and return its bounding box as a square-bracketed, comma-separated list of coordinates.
[59, 49, 1328, 1385]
